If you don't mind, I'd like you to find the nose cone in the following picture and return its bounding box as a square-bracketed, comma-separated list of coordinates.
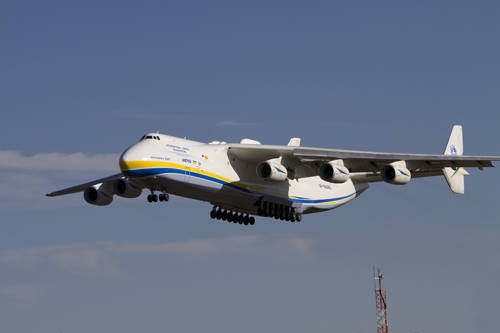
[119, 144, 142, 172]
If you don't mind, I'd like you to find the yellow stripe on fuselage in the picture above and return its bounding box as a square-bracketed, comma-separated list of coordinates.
[120, 160, 354, 205]
[120, 160, 238, 185]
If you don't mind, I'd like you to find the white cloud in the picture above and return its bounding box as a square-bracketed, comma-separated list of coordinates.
[111, 235, 262, 255]
[0, 243, 116, 275]
[0, 285, 42, 304]
[0, 235, 314, 275]
[0, 151, 120, 208]
[276, 236, 315, 256]
[0, 151, 119, 172]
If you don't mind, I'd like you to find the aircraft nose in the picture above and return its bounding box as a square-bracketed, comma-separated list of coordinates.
[119, 144, 141, 172]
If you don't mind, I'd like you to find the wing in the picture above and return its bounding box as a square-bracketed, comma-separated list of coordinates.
[228, 144, 500, 171]
[46, 173, 124, 197]
[228, 126, 500, 194]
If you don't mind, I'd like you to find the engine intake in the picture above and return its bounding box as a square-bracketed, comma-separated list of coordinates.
[381, 162, 411, 185]
[113, 179, 142, 198]
[319, 161, 350, 183]
[84, 184, 113, 206]
[256, 159, 288, 182]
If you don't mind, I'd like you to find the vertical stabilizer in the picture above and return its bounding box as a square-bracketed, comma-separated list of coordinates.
[443, 125, 468, 194]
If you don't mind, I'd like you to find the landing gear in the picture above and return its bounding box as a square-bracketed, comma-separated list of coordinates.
[147, 191, 168, 203]
[209, 206, 256, 226]
[258, 201, 302, 223]
[295, 213, 302, 222]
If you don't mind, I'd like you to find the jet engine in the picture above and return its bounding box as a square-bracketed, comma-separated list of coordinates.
[84, 183, 113, 206]
[381, 162, 411, 185]
[319, 161, 350, 183]
[113, 179, 142, 198]
[256, 158, 288, 182]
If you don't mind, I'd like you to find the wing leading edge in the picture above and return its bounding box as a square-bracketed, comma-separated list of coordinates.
[46, 173, 123, 197]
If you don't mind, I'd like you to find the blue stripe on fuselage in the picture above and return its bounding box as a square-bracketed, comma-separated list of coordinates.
[123, 167, 355, 204]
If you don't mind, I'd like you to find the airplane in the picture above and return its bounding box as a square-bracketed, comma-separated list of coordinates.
[47, 125, 500, 226]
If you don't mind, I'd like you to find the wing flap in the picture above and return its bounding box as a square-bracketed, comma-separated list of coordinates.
[293, 148, 497, 171]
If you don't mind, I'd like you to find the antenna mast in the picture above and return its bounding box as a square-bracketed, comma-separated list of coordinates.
[374, 267, 389, 333]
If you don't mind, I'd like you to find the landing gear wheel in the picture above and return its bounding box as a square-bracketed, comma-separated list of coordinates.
[216, 209, 222, 220]
[221, 210, 228, 221]
[296, 214, 302, 222]
[147, 195, 152, 203]
[249, 216, 255, 225]
[227, 212, 233, 222]
[152, 194, 158, 202]
[210, 210, 216, 219]
[159, 194, 165, 202]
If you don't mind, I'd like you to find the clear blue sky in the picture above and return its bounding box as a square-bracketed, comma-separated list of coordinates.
[1, 1, 499, 332]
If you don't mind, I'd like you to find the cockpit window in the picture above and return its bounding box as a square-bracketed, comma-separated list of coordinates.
[140, 135, 160, 141]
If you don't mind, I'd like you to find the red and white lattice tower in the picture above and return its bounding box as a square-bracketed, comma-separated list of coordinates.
[374, 268, 389, 333]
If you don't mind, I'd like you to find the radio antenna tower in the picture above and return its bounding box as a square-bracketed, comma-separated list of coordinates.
[374, 267, 389, 333]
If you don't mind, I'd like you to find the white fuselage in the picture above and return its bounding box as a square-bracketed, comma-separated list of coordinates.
[119, 133, 369, 215]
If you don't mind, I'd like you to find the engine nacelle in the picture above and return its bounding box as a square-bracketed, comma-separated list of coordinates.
[84, 183, 113, 206]
[319, 161, 350, 183]
[113, 179, 142, 198]
[256, 159, 288, 182]
[381, 162, 411, 185]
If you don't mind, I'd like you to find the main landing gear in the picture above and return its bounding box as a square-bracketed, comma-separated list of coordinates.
[257, 201, 302, 222]
[210, 206, 255, 226]
[147, 192, 169, 203]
